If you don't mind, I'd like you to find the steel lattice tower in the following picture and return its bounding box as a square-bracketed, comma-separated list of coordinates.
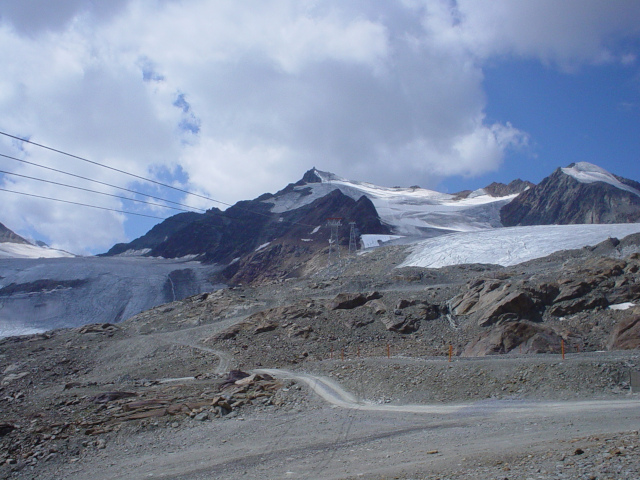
[327, 218, 342, 265]
[348, 222, 357, 255]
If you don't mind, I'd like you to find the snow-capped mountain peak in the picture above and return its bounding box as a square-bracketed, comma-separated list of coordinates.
[264, 168, 522, 237]
[561, 162, 640, 197]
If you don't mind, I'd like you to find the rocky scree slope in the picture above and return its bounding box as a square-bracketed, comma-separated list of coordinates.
[2, 235, 640, 478]
[171, 233, 640, 368]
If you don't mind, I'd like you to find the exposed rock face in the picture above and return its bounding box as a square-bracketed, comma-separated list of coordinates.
[449, 254, 640, 330]
[608, 312, 640, 350]
[462, 321, 563, 356]
[0, 221, 29, 244]
[449, 279, 556, 326]
[483, 179, 534, 197]
[501, 166, 640, 226]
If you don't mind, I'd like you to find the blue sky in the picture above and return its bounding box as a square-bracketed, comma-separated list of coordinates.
[443, 56, 640, 192]
[0, 1, 639, 254]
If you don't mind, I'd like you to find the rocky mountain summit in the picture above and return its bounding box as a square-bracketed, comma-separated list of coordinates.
[501, 162, 640, 226]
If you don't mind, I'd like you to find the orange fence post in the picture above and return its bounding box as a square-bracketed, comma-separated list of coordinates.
[561, 339, 565, 360]
[341, 349, 344, 361]
[387, 344, 390, 359]
[448, 345, 452, 362]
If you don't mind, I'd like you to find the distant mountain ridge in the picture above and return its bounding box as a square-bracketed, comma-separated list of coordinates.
[501, 162, 640, 226]
[103, 162, 640, 284]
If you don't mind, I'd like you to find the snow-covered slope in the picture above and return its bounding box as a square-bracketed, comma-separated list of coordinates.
[0, 242, 75, 259]
[399, 223, 640, 269]
[263, 169, 517, 236]
[561, 162, 640, 197]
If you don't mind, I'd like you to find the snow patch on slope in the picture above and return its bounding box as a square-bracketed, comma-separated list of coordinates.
[361, 234, 405, 249]
[562, 162, 640, 197]
[400, 223, 640, 269]
[0, 243, 74, 259]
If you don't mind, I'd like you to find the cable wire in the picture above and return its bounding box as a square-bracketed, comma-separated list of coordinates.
[0, 130, 229, 205]
[0, 152, 207, 212]
[0, 187, 168, 220]
[0, 131, 316, 228]
[0, 169, 197, 213]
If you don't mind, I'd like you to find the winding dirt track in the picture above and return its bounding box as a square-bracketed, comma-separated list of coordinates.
[53, 344, 640, 480]
[256, 367, 640, 415]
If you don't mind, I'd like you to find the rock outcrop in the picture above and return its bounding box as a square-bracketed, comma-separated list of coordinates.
[608, 312, 640, 350]
[462, 321, 563, 356]
[450, 255, 640, 328]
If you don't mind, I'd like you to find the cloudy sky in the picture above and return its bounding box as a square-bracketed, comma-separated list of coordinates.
[1, 0, 639, 254]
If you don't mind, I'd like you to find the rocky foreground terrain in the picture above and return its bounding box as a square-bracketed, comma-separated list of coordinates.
[1, 235, 640, 479]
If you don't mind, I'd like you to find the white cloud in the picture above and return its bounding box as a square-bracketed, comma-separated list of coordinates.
[450, 0, 640, 67]
[0, 0, 638, 252]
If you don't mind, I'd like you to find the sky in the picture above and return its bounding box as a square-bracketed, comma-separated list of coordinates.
[0, 0, 639, 255]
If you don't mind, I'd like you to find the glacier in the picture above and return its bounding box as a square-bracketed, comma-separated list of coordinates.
[399, 223, 640, 269]
[0, 256, 222, 338]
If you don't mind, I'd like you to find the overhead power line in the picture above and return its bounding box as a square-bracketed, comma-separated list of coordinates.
[0, 169, 196, 213]
[0, 130, 317, 228]
[0, 130, 229, 206]
[0, 152, 206, 212]
[0, 187, 168, 220]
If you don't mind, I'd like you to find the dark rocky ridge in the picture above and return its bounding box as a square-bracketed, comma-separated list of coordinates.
[501, 166, 640, 226]
[0, 222, 28, 245]
[104, 183, 390, 284]
[483, 179, 534, 197]
[454, 179, 534, 199]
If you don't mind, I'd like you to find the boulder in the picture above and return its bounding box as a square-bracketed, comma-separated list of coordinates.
[554, 281, 592, 303]
[608, 314, 640, 350]
[329, 291, 381, 310]
[606, 283, 640, 305]
[288, 325, 313, 338]
[462, 321, 563, 356]
[477, 291, 539, 327]
[396, 299, 418, 309]
[419, 303, 440, 321]
[366, 299, 387, 315]
[254, 321, 278, 334]
[381, 315, 419, 334]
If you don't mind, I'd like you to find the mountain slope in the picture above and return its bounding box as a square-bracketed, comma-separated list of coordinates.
[0, 221, 29, 244]
[501, 162, 640, 226]
[105, 186, 390, 283]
